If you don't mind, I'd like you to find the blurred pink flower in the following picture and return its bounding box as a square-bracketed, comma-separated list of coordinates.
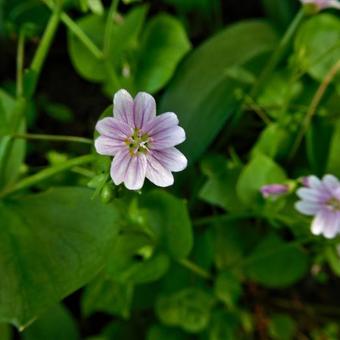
[300, 0, 340, 10]
[95, 89, 187, 190]
[295, 175, 340, 238]
[260, 184, 289, 199]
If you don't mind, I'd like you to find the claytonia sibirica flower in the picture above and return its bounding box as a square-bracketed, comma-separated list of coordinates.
[295, 175, 340, 238]
[260, 184, 290, 199]
[95, 89, 187, 190]
[300, 0, 340, 11]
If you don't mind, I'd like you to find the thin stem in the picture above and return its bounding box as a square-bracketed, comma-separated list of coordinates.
[31, 3, 61, 82]
[0, 154, 95, 198]
[288, 60, 340, 160]
[61, 12, 104, 59]
[229, 9, 305, 129]
[178, 259, 212, 280]
[42, 0, 104, 59]
[16, 30, 25, 98]
[11, 133, 93, 145]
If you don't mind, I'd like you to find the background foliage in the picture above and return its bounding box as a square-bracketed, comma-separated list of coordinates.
[0, 0, 340, 338]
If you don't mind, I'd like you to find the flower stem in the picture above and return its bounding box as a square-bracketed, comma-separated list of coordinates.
[16, 30, 25, 98]
[230, 9, 305, 128]
[178, 259, 212, 280]
[30, 2, 61, 83]
[0, 154, 95, 198]
[288, 60, 340, 160]
[11, 133, 93, 145]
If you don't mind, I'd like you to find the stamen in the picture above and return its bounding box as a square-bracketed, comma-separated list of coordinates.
[126, 128, 150, 156]
[327, 198, 340, 211]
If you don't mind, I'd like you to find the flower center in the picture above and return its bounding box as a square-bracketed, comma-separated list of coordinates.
[125, 128, 150, 156]
[327, 198, 340, 211]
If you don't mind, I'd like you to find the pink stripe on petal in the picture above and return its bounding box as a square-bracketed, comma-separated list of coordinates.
[133, 92, 156, 129]
[151, 148, 188, 172]
[323, 174, 340, 193]
[113, 89, 134, 126]
[110, 149, 131, 185]
[96, 117, 132, 140]
[95, 136, 124, 156]
[150, 126, 186, 150]
[146, 154, 174, 187]
[296, 188, 329, 202]
[144, 112, 179, 136]
[124, 154, 147, 190]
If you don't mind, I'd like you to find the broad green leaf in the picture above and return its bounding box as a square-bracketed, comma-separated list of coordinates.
[268, 314, 297, 340]
[68, 6, 148, 83]
[214, 271, 242, 308]
[208, 310, 239, 340]
[140, 190, 193, 260]
[306, 116, 334, 176]
[0, 91, 26, 190]
[0, 187, 120, 328]
[82, 274, 134, 318]
[156, 288, 215, 333]
[294, 14, 340, 81]
[0, 323, 11, 340]
[160, 20, 278, 163]
[327, 119, 340, 177]
[236, 153, 286, 208]
[22, 304, 79, 340]
[245, 234, 309, 288]
[199, 155, 244, 212]
[134, 14, 191, 93]
[147, 324, 189, 340]
[252, 123, 293, 161]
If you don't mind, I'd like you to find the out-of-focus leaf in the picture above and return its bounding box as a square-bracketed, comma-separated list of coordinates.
[208, 309, 239, 340]
[252, 123, 293, 160]
[22, 304, 79, 340]
[67, 6, 147, 83]
[245, 234, 309, 288]
[261, 0, 297, 30]
[156, 288, 215, 333]
[327, 119, 340, 177]
[214, 271, 242, 308]
[306, 116, 334, 176]
[0, 91, 26, 189]
[268, 313, 297, 340]
[147, 324, 188, 340]
[0, 188, 120, 328]
[199, 155, 244, 212]
[88, 0, 104, 15]
[0, 323, 11, 340]
[236, 153, 287, 208]
[82, 274, 134, 318]
[135, 14, 191, 93]
[140, 190, 193, 260]
[161, 20, 278, 163]
[294, 14, 340, 81]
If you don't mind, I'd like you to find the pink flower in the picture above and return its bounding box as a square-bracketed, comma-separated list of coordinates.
[95, 89, 187, 190]
[300, 0, 340, 10]
[295, 175, 340, 238]
[260, 184, 289, 199]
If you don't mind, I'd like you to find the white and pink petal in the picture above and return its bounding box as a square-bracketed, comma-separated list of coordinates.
[146, 154, 174, 187]
[133, 92, 156, 129]
[151, 148, 187, 172]
[95, 136, 124, 156]
[113, 89, 134, 126]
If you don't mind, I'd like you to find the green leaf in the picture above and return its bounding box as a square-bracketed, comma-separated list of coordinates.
[140, 190, 193, 260]
[245, 234, 309, 288]
[0, 91, 26, 189]
[22, 304, 79, 340]
[67, 6, 148, 83]
[160, 20, 278, 163]
[156, 288, 215, 333]
[294, 14, 340, 81]
[236, 153, 286, 208]
[147, 324, 189, 340]
[0, 187, 120, 328]
[199, 155, 244, 212]
[134, 14, 191, 93]
[214, 271, 242, 308]
[268, 313, 297, 340]
[252, 123, 293, 161]
[208, 309, 239, 340]
[327, 119, 340, 177]
[82, 274, 134, 318]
